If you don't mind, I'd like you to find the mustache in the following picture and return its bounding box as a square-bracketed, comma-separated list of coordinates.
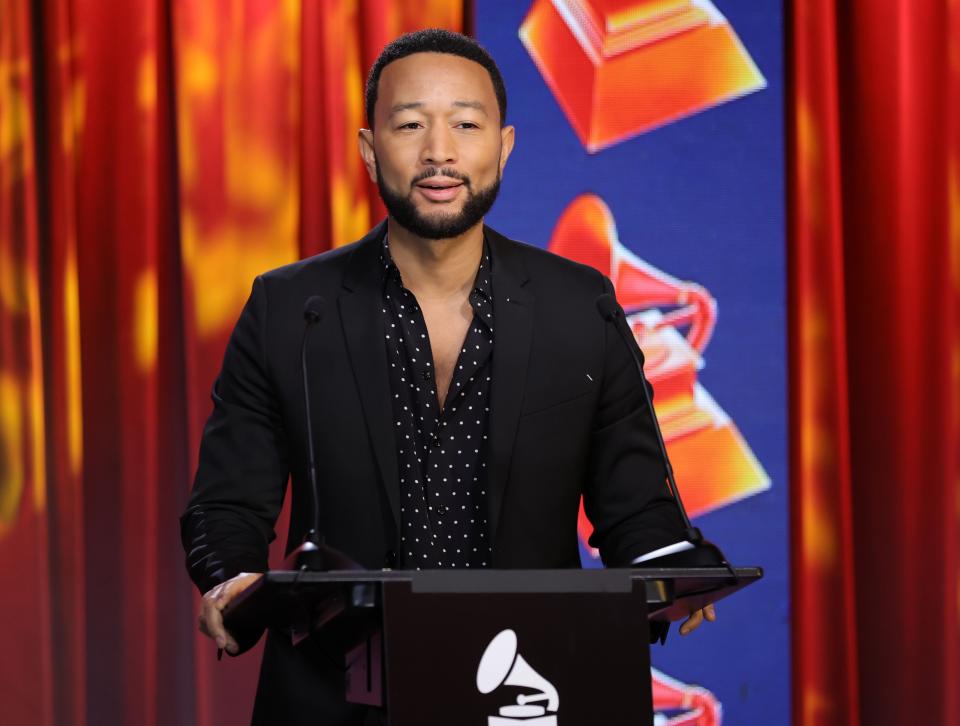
[411, 167, 471, 187]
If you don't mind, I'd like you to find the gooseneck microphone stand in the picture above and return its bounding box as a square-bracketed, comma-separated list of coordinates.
[595, 293, 733, 572]
[287, 295, 361, 572]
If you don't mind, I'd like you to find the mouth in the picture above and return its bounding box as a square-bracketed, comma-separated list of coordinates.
[415, 177, 465, 202]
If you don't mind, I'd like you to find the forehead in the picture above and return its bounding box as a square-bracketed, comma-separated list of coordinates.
[376, 52, 497, 113]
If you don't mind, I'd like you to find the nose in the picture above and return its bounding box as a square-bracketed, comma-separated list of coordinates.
[420, 124, 457, 166]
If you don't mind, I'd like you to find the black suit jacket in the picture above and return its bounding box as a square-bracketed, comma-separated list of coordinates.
[181, 221, 684, 723]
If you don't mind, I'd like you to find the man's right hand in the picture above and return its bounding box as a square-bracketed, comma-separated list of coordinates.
[198, 572, 262, 654]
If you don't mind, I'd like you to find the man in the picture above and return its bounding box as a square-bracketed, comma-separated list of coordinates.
[182, 28, 714, 725]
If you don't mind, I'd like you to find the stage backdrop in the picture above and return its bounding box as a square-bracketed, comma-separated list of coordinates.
[476, 1, 788, 723]
[2, 0, 789, 723]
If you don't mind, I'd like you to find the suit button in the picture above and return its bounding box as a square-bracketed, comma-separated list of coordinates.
[430, 435, 441, 448]
[383, 550, 397, 569]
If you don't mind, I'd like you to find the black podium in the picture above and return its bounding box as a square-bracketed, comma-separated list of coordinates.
[224, 566, 760, 725]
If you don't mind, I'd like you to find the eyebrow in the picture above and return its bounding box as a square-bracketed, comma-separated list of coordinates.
[388, 100, 489, 117]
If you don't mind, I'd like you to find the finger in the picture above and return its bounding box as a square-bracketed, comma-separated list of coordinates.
[198, 611, 211, 639]
[213, 610, 240, 654]
[704, 603, 717, 621]
[200, 600, 228, 649]
[201, 607, 225, 648]
[679, 609, 703, 636]
[200, 574, 261, 652]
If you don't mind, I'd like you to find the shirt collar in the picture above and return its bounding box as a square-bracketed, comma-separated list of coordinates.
[380, 234, 493, 302]
[380, 234, 403, 286]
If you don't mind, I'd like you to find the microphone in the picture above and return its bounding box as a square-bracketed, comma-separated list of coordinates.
[287, 296, 360, 572]
[301, 295, 325, 543]
[595, 293, 732, 570]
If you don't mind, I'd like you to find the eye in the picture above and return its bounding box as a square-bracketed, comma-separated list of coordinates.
[457, 122, 480, 129]
[398, 122, 422, 130]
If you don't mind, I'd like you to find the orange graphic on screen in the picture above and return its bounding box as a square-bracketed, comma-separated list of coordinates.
[520, 0, 766, 151]
[547, 194, 769, 556]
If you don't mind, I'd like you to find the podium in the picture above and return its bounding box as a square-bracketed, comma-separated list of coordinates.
[224, 566, 760, 725]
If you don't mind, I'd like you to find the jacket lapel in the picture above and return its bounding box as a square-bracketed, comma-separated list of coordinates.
[484, 226, 533, 554]
[338, 221, 401, 539]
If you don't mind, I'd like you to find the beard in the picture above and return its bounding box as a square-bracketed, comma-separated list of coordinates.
[376, 161, 501, 240]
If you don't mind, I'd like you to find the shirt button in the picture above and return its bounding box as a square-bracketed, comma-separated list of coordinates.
[423, 370, 433, 381]
[430, 435, 442, 448]
[437, 505, 450, 515]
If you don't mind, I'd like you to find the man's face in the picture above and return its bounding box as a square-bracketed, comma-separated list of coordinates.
[359, 52, 515, 240]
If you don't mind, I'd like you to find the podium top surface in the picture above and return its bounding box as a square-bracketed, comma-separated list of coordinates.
[248, 566, 761, 593]
[222, 566, 762, 635]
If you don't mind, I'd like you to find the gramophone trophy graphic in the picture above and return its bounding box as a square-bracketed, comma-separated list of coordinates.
[477, 629, 560, 725]
[546, 193, 770, 556]
[520, 0, 766, 150]
[547, 193, 762, 726]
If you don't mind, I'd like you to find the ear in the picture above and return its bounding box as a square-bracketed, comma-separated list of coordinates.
[358, 128, 378, 183]
[498, 125, 516, 175]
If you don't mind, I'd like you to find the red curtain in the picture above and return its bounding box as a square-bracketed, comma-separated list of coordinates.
[0, 2, 462, 725]
[790, 1, 960, 724]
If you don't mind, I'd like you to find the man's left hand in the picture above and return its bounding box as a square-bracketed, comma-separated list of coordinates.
[679, 603, 717, 636]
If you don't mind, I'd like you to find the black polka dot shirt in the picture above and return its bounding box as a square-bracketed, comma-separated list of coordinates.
[381, 237, 494, 570]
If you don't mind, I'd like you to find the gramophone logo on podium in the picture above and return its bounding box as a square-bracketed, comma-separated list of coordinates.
[477, 629, 560, 725]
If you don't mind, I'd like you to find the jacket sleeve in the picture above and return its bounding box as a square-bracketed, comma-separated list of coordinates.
[180, 275, 290, 594]
[583, 275, 686, 566]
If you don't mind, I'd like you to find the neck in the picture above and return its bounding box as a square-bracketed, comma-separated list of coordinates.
[386, 219, 484, 299]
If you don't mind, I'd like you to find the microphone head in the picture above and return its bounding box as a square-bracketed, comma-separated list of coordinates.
[595, 293, 622, 322]
[303, 295, 326, 324]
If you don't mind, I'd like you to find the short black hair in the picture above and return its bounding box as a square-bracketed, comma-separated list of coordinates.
[364, 28, 507, 130]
